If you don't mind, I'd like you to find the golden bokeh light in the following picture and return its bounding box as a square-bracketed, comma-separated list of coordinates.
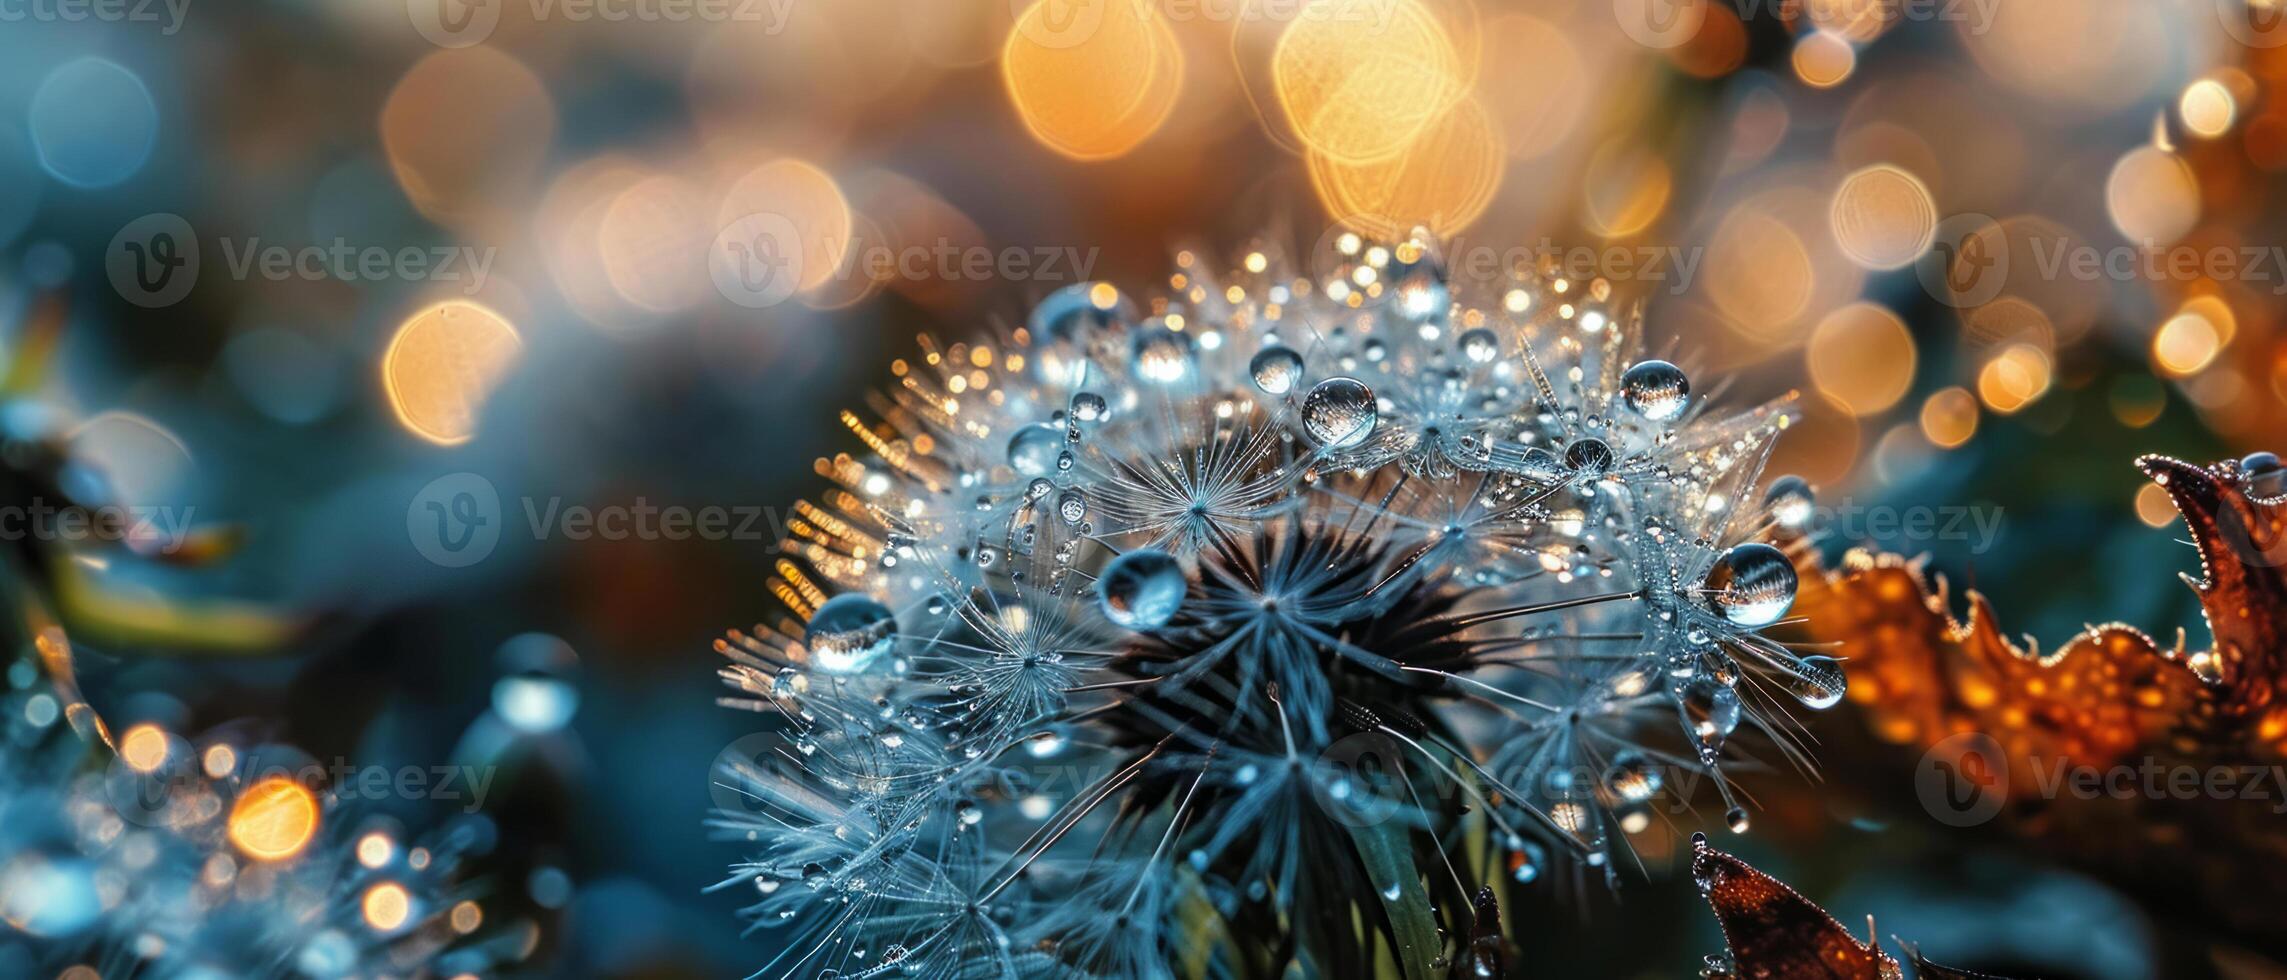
[1272, 0, 1465, 163]
[380, 48, 557, 227]
[597, 175, 710, 313]
[1477, 15, 1585, 160]
[1705, 194, 1841, 342]
[1806, 0, 1894, 42]
[451, 900, 484, 934]
[119, 723, 168, 773]
[381, 301, 523, 447]
[2106, 146, 2200, 245]
[363, 881, 412, 932]
[1791, 31, 1856, 89]
[357, 832, 395, 869]
[2134, 482, 2177, 528]
[1767, 392, 1862, 487]
[227, 778, 318, 862]
[1976, 343, 2052, 414]
[718, 159, 855, 294]
[1582, 142, 1672, 239]
[1309, 94, 1502, 239]
[1807, 303, 1916, 416]
[2180, 79, 2237, 139]
[1830, 164, 1936, 271]
[1919, 387, 1979, 449]
[2152, 310, 2223, 377]
[1003, 0, 1182, 161]
[203, 743, 236, 779]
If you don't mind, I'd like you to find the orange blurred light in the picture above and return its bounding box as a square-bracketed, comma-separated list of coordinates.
[1309, 94, 1502, 239]
[119, 723, 168, 773]
[1271, 0, 1465, 164]
[381, 301, 523, 447]
[1807, 303, 1916, 416]
[1976, 343, 2052, 414]
[228, 778, 318, 862]
[2152, 311, 2222, 377]
[1918, 387, 1979, 449]
[1830, 164, 1936, 271]
[363, 881, 412, 932]
[1791, 31, 1856, 89]
[1003, 0, 1182, 161]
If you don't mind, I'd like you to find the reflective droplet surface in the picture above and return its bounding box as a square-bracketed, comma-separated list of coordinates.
[1563, 437, 1613, 474]
[1387, 251, 1449, 324]
[1007, 424, 1063, 478]
[1706, 542, 1798, 628]
[1068, 391, 1108, 424]
[1762, 475, 1815, 531]
[1302, 377, 1377, 449]
[1096, 549, 1185, 630]
[1681, 677, 1741, 749]
[2242, 451, 2285, 497]
[1602, 753, 1661, 803]
[1725, 807, 1750, 833]
[1459, 327, 1500, 364]
[1250, 345, 1304, 395]
[1056, 488, 1088, 525]
[1779, 654, 1847, 710]
[1129, 325, 1194, 384]
[1620, 359, 1690, 422]
[806, 594, 897, 674]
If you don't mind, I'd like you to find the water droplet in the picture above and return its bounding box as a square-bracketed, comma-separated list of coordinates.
[1459, 327, 1500, 364]
[1007, 424, 1063, 478]
[1302, 377, 1377, 449]
[1097, 549, 1185, 630]
[1602, 753, 1661, 803]
[770, 668, 808, 700]
[1388, 252, 1449, 324]
[1056, 489, 1087, 525]
[1681, 677, 1741, 750]
[1762, 475, 1815, 531]
[1068, 391, 1108, 424]
[1620, 359, 1690, 422]
[1780, 654, 1848, 710]
[1250, 346, 1303, 395]
[2242, 451, 2285, 497]
[1563, 437, 1613, 474]
[806, 594, 897, 674]
[1724, 807, 1750, 833]
[1706, 542, 1797, 628]
[1129, 325, 1194, 384]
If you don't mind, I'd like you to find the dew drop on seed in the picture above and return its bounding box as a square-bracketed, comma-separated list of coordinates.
[1007, 424, 1063, 478]
[1762, 475, 1814, 531]
[1097, 549, 1186, 630]
[1302, 377, 1377, 449]
[1619, 359, 1690, 422]
[806, 594, 897, 674]
[1705, 542, 1797, 628]
[1250, 345, 1303, 395]
[1459, 327, 1500, 365]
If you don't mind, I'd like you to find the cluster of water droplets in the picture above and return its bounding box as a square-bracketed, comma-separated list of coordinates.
[712, 231, 1841, 977]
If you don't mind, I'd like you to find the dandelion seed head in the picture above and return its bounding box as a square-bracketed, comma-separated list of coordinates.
[717, 231, 1834, 975]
